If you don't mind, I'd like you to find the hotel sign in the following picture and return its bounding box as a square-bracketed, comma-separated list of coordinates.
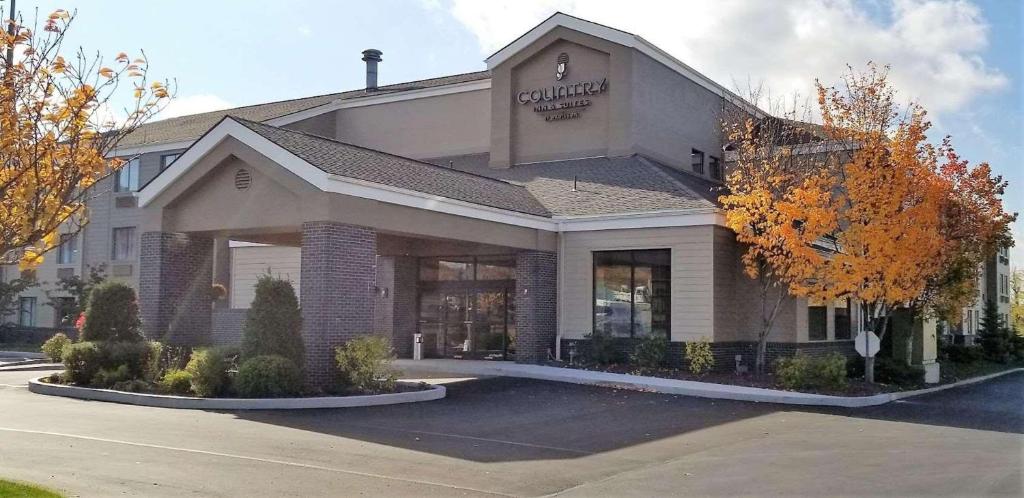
[515, 53, 608, 122]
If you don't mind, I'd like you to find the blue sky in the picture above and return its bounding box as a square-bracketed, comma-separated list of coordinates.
[10, 0, 1024, 265]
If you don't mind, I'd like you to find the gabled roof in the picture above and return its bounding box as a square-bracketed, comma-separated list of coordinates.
[119, 71, 491, 148]
[485, 12, 761, 116]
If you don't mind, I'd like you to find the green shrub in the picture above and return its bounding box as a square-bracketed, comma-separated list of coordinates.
[185, 348, 232, 397]
[62, 341, 104, 385]
[145, 341, 164, 382]
[235, 355, 302, 398]
[41, 333, 71, 362]
[241, 275, 304, 366]
[112, 379, 151, 393]
[977, 299, 1012, 363]
[630, 334, 668, 369]
[775, 352, 848, 391]
[940, 343, 983, 364]
[685, 338, 715, 375]
[335, 336, 398, 394]
[91, 364, 131, 388]
[1011, 333, 1024, 362]
[875, 357, 925, 386]
[159, 369, 194, 395]
[102, 341, 157, 379]
[584, 329, 621, 364]
[81, 282, 142, 342]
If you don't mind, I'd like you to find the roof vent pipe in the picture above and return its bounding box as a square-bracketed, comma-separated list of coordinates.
[361, 49, 382, 91]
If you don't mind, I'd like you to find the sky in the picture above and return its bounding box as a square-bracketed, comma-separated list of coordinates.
[7, 0, 1024, 266]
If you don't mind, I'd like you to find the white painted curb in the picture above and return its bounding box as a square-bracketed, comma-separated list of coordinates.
[396, 360, 1023, 408]
[28, 377, 446, 410]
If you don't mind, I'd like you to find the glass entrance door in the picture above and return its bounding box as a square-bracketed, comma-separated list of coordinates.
[419, 288, 515, 360]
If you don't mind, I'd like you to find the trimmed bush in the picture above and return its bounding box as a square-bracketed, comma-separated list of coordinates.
[631, 334, 667, 369]
[160, 369, 194, 395]
[685, 338, 715, 375]
[145, 341, 164, 382]
[91, 364, 131, 388]
[775, 352, 848, 391]
[875, 358, 925, 386]
[62, 341, 104, 385]
[81, 282, 142, 342]
[241, 275, 304, 366]
[335, 336, 398, 394]
[185, 348, 232, 397]
[41, 333, 71, 362]
[584, 329, 620, 365]
[235, 355, 302, 398]
[940, 343, 983, 364]
[102, 341, 157, 379]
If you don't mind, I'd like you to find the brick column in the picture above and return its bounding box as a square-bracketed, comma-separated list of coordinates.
[515, 251, 557, 363]
[300, 222, 377, 390]
[139, 232, 213, 346]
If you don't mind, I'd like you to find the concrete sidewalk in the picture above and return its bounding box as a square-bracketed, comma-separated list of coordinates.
[395, 359, 1022, 408]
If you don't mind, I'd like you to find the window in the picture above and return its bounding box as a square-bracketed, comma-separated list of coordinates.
[57, 233, 77, 265]
[690, 149, 704, 174]
[112, 227, 136, 261]
[709, 156, 721, 180]
[808, 298, 827, 341]
[52, 297, 76, 327]
[834, 298, 851, 340]
[160, 153, 180, 170]
[594, 249, 671, 338]
[19, 297, 36, 327]
[418, 256, 516, 282]
[114, 157, 140, 192]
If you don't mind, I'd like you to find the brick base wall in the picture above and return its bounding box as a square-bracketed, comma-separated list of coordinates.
[211, 309, 247, 347]
[515, 251, 557, 363]
[559, 338, 857, 373]
[139, 232, 213, 347]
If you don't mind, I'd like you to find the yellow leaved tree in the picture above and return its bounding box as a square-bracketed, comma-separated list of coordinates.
[1, 6, 171, 269]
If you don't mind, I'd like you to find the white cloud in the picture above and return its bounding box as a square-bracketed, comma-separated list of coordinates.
[157, 94, 234, 120]
[297, 25, 313, 37]
[430, 0, 1007, 115]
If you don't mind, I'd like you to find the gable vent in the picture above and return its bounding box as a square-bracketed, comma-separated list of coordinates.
[234, 168, 252, 190]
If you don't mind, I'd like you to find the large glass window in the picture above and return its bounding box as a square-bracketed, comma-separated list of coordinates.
[594, 249, 671, 338]
[57, 233, 77, 265]
[834, 298, 851, 340]
[114, 158, 139, 192]
[419, 256, 516, 282]
[808, 298, 827, 341]
[112, 227, 136, 261]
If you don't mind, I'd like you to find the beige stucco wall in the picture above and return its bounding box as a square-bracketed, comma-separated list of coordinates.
[558, 226, 718, 343]
[332, 89, 491, 159]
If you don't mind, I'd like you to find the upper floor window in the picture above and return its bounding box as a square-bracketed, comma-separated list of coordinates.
[19, 297, 36, 327]
[114, 157, 140, 192]
[709, 156, 722, 180]
[160, 153, 180, 170]
[691, 149, 704, 175]
[808, 298, 827, 341]
[112, 227, 137, 261]
[57, 233, 77, 265]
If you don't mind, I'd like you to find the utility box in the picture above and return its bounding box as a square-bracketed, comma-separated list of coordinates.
[413, 333, 423, 360]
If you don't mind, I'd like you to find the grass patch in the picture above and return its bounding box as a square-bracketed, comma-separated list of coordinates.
[0, 479, 63, 497]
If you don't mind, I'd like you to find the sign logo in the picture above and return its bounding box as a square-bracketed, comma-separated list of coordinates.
[556, 53, 569, 81]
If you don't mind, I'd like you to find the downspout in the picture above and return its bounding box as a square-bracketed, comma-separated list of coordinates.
[555, 222, 565, 360]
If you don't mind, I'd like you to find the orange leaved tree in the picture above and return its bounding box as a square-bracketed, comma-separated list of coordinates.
[720, 98, 846, 374]
[1, 6, 171, 268]
[818, 64, 951, 383]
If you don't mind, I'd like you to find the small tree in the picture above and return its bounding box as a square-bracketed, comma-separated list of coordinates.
[241, 274, 304, 367]
[80, 281, 142, 342]
[44, 263, 106, 325]
[977, 299, 1010, 363]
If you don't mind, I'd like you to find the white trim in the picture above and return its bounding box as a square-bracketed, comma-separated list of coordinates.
[485, 13, 762, 117]
[110, 140, 194, 158]
[266, 79, 492, 127]
[138, 117, 728, 234]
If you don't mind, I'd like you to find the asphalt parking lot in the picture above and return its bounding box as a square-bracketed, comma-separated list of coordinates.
[0, 369, 1020, 497]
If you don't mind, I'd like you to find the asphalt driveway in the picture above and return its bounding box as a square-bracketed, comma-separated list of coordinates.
[0, 369, 1020, 497]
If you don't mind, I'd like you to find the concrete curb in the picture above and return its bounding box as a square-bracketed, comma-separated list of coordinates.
[396, 360, 1023, 408]
[28, 377, 446, 410]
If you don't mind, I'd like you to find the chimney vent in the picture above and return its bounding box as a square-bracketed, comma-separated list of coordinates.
[361, 49, 383, 91]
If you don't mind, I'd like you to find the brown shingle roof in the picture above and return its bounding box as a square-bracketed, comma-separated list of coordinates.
[233, 119, 550, 217]
[120, 71, 491, 147]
